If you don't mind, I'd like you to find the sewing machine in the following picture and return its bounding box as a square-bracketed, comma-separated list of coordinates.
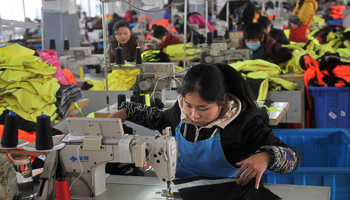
[196, 42, 252, 64]
[107, 62, 184, 107]
[59, 117, 177, 197]
[133, 63, 182, 106]
[59, 47, 104, 77]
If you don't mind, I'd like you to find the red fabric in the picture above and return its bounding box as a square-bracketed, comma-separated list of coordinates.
[62, 69, 77, 84]
[36, 50, 70, 85]
[159, 32, 183, 49]
[123, 11, 133, 22]
[289, 24, 309, 43]
[188, 14, 215, 33]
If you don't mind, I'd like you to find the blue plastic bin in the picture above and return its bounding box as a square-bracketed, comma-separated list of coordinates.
[309, 86, 350, 129]
[263, 128, 350, 200]
[327, 19, 343, 26]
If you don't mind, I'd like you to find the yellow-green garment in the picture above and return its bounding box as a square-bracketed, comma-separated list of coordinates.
[86, 65, 184, 91]
[0, 44, 59, 122]
[164, 43, 201, 57]
[230, 60, 297, 101]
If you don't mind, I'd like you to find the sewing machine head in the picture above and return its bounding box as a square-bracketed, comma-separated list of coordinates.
[60, 117, 177, 197]
[134, 63, 180, 107]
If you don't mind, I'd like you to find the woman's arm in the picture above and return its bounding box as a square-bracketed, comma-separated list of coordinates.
[108, 108, 127, 121]
[235, 116, 301, 189]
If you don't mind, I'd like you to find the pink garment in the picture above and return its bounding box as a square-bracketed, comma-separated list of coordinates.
[36, 50, 70, 85]
[188, 14, 215, 33]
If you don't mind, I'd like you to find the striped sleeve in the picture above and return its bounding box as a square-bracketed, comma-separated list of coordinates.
[120, 102, 164, 130]
[256, 145, 298, 174]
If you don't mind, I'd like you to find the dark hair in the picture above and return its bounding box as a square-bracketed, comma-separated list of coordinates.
[257, 16, 272, 30]
[177, 63, 258, 110]
[152, 25, 168, 39]
[243, 22, 264, 40]
[114, 20, 131, 33]
[178, 64, 226, 105]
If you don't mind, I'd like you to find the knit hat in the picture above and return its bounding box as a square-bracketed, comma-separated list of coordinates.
[289, 14, 301, 24]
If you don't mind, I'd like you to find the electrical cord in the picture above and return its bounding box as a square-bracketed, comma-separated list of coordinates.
[69, 143, 84, 191]
[122, 0, 177, 12]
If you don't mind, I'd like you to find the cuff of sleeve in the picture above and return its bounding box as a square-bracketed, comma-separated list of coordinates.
[256, 145, 277, 169]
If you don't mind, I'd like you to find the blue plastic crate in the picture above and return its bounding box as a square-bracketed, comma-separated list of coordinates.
[327, 19, 343, 26]
[263, 128, 350, 200]
[309, 86, 350, 129]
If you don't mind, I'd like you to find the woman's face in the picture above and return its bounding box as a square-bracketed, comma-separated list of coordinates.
[115, 27, 131, 45]
[183, 92, 222, 127]
[159, 34, 167, 45]
[264, 24, 271, 34]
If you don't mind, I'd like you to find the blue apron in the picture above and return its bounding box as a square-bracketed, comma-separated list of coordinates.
[175, 122, 239, 178]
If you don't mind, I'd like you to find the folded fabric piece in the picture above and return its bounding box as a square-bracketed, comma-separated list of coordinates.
[0, 70, 37, 84]
[55, 84, 83, 118]
[36, 50, 70, 85]
[0, 44, 60, 122]
[173, 177, 282, 200]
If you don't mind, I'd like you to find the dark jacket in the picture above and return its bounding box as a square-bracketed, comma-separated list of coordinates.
[108, 33, 144, 62]
[270, 28, 290, 45]
[122, 95, 301, 173]
[237, 35, 292, 64]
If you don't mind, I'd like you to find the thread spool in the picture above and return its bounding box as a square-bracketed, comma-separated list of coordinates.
[213, 30, 218, 39]
[55, 178, 71, 200]
[144, 94, 151, 107]
[64, 39, 70, 50]
[138, 94, 145, 105]
[1, 111, 18, 148]
[49, 39, 56, 50]
[35, 113, 53, 150]
[117, 94, 126, 109]
[224, 29, 229, 39]
[115, 47, 124, 64]
[130, 94, 137, 103]
[191, 31, 198, 46]
[136, 47, 142, 64]
[206, 32, 212, 46]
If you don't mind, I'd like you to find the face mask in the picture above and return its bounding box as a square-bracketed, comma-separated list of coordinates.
[246, 41, 261, 51]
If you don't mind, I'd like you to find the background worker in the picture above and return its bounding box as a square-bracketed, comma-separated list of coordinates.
[145, 25, 183, 50]
[108, 20, 145, 62]
[237, 22, 292, 65]
[257, 16, 290, 45]
[289, 0, 318, 43]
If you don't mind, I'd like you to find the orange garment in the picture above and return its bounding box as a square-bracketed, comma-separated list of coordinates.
[328, 5, 346, 19]
[62, 69, 77, 84]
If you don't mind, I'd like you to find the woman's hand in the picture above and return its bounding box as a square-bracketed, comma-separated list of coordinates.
[145, 43, 154, 50]
[235, 152, 272, 189]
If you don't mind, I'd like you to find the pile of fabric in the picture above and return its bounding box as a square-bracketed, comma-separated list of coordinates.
[0, 44, 60, 122]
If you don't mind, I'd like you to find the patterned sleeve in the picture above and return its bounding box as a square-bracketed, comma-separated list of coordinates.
[256, 145, 298, 174]
[120, 101, 164, 130]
